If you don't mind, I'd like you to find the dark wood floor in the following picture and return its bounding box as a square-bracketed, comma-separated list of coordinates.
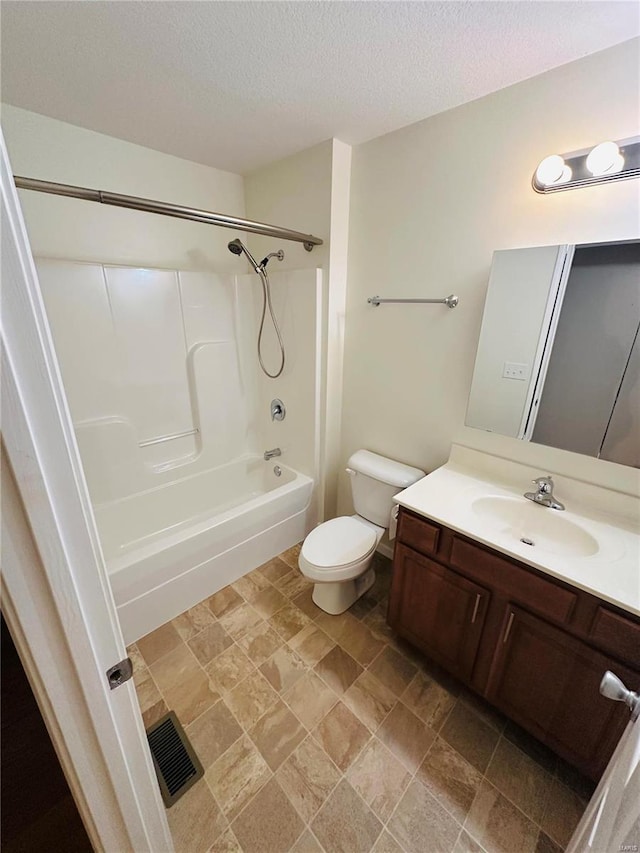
[1, 614, 93, 852]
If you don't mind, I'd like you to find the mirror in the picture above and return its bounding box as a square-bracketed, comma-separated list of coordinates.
[466, 239, 640, 468]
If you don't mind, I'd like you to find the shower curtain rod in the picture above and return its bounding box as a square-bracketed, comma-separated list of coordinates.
[13, 175, 324, 251]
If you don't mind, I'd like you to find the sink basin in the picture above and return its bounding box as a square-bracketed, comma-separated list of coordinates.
[471, 496, 599, 558]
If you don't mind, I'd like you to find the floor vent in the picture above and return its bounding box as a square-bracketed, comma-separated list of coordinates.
[146, 711, 203, 807]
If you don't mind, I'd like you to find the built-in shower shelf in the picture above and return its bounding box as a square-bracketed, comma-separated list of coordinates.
[138, 428, 199, 448]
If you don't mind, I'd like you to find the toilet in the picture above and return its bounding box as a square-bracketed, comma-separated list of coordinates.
[299, 450, 425, 615]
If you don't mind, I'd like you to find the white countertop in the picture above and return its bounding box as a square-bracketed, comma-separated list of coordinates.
[394, 445, 640, 617]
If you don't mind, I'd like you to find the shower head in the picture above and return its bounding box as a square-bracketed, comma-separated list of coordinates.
[228, 238, 261, 273]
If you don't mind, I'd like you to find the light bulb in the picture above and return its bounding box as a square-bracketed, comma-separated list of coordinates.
[605, 153, 624, 174]
[535, 155, 572, 186]
[586, 141, 623, 176]
[535, 155, 564, 185]
[557, 165, 572, 184]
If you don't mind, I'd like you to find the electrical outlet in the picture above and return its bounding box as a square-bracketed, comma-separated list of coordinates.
[503, 362, 529, 380]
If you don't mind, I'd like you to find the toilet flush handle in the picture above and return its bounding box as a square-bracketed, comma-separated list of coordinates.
[345, 468, 357, 476]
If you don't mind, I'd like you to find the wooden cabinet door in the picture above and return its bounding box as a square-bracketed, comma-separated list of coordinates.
[389, 544, 489, 682]
[486, 606, 638, 780]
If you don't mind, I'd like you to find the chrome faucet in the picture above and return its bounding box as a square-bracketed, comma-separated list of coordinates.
[264, 447, 281, 461]
[524, 475, 565, 511]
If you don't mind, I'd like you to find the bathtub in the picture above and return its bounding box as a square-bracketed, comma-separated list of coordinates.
[95, 456, 314, 644]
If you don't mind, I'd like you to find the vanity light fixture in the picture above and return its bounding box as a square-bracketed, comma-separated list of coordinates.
[533, 136, 640, 193]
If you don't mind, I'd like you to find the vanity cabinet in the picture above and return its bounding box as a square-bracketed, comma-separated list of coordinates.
[389, 507, 640, 780]
[485, 606, 638, 776]
[391, 544, 489, 682]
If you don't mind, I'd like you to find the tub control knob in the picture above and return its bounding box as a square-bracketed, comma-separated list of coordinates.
[271, 399, 286, 421]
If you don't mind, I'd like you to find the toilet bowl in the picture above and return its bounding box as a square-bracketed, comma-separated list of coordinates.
[299, 515, 383, 614]
[299, 450, 425, 615]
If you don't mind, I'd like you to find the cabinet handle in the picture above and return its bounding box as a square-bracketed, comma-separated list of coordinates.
[471, 593, 481, 624]
[503, 612, 515, 644]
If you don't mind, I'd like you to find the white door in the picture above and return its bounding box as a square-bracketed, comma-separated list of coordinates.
[1, 133, 173, 851]
[566, 672, 640, 853]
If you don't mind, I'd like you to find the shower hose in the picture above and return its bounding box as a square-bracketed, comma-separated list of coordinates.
[257, 266, 285, 378]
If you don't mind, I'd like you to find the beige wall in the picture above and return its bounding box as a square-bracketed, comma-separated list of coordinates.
[245, 139, 352, 519]
[243, 140, 332, 272]
[1, 104, 245, 271]
[339, 38, 640, 514]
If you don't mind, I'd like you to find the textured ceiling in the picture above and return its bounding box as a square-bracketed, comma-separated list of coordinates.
[1, 1, 638, 174]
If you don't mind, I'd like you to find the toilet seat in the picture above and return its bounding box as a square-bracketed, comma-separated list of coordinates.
[299, 516, 378, 582]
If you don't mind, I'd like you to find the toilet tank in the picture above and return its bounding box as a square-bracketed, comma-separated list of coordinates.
[347, 450, 425, 527]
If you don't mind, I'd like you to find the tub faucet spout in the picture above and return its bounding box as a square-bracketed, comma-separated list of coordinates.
[264, 447, 281, 461]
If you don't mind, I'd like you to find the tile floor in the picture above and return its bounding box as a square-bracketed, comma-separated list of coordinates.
[129, 545, 593, 853]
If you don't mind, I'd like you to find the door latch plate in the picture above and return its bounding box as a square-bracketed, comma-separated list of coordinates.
[106, 657, 133, 690]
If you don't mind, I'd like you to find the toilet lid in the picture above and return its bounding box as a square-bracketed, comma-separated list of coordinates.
[302, 517, 377, 568]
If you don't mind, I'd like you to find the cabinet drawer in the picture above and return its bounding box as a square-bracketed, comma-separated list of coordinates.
[397, 509, 440, 556]
[588, 607, 640, 669]
[450, 537, 577, 625]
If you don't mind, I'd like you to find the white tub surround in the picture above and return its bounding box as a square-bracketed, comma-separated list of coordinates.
[35, 260, 322, 502]
[35, 259, 259, 503]
[35, 258, 322, 644]
[394, 444, 640, 616]
[103, 459, 313, 644]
